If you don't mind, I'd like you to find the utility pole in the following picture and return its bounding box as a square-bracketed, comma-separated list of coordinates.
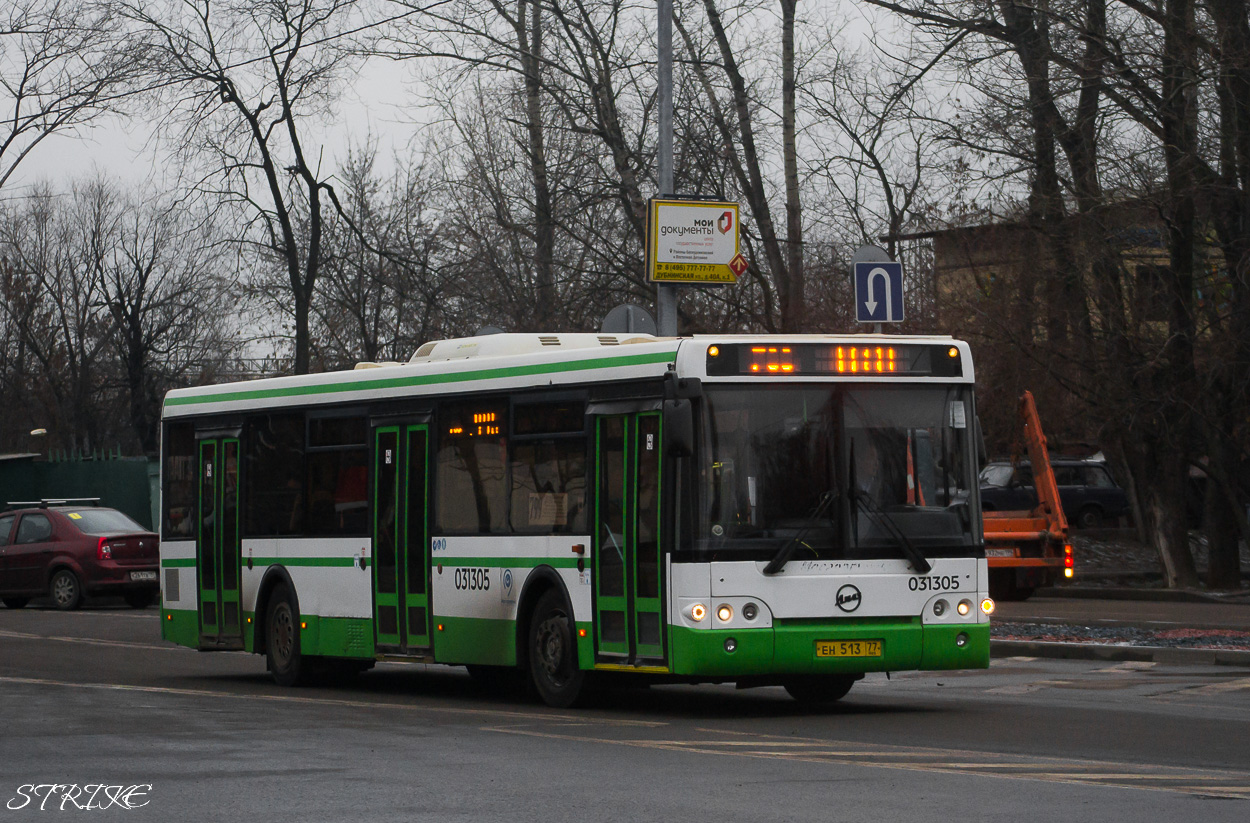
[656, 0, 677, 336]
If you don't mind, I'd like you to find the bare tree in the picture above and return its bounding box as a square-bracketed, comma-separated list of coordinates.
[119, 0, 370, 373]
[0, 0, 139, 190]
[100, 183, 241, 452]
[311, 141, 452, 366]
[0, 181, 116, 453]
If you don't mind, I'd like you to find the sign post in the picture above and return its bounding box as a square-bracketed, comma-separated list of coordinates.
[656, 0, 676, 335]
[851, 245, 904, 329]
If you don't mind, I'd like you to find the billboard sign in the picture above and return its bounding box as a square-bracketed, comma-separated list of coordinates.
[647, 199, 742, 284]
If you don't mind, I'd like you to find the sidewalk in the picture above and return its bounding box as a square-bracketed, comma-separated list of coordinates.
[990, 591, 1250, 667]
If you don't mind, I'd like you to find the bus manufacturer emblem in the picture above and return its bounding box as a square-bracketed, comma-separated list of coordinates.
[836, 584, 862, 613]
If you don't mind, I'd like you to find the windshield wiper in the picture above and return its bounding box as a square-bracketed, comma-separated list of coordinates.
[852, 490, 933, 575]
[763, 490, 836, 575]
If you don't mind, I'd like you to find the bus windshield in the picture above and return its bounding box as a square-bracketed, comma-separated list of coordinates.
[698, 384, 978, 562]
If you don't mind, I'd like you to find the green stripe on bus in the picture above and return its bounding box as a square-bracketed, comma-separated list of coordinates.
[164, 350, 676, 407]
[434, 556, 580, 569]
[253, 557, 357, 567]
[163, 556, 580, 569]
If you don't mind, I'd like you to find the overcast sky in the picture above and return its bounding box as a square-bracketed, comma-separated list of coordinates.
[8, 56, 418, 195]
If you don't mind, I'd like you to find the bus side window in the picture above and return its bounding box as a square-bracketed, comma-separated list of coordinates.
[244, 414, 306, 536]
[163, 422, 196, 537]
[306, 416, 368, 536]
[436, 404, 509, 534]
[510, 439, 587, 534]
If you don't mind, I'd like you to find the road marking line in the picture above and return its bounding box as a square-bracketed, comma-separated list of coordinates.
[0, 628, 178, 652]
[1093, 661, 1157, 673]
[986, 679, 1071, 694]
[1181, 678, 1250, 695]
[482, 724, 1250, 800]
[0, 676, 666, 727]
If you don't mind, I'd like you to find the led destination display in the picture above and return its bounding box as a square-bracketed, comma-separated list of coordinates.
[705, 343, 963, 378]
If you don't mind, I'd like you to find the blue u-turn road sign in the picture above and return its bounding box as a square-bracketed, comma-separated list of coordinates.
[854, 261, 905, 323]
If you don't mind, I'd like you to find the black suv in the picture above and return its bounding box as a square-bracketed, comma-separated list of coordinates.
[979, 459, 1131, 528]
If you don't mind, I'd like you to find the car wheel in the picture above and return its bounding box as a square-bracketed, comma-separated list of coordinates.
[2, 597, 29, 609]
[124, 590, 156, 609]
[528, 589, 585, 708]
[1076, 506, 1103, 529]
[50, 570, 82, 610]
[783, 674, 858, 705]
[265, 584, 306, 686]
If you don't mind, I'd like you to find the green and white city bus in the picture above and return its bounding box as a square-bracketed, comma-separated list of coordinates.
[159, 332, 993, 706]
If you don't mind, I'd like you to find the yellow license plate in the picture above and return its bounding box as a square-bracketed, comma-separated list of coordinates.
[815, 639, 882, 658]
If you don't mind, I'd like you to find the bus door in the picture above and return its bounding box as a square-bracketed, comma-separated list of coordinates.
[593, 412, 665, 663]
[196, 436, 243, 648]
[372, 424, 431, 654]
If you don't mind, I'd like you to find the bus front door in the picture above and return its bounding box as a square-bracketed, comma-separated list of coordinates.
[372, 424, 431, 654]
[196, 437, 243, 649]
[593, 413, 665, 664]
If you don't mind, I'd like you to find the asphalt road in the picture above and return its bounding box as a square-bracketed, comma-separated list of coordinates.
[2, 604, 1249, 821]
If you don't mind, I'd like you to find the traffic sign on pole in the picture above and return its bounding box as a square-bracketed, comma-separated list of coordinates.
[854, 261, 904, 323]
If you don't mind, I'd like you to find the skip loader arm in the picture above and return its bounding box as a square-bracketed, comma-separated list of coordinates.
[1017, 391, 1069, 542]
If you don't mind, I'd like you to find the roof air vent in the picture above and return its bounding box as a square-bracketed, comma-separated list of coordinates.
[538, 336, 561, 346]
[597, 336, 619, 346]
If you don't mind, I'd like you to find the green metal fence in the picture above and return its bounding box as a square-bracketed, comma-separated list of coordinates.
[0, 455, 158, 530]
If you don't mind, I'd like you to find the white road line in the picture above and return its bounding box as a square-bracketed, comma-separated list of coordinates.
[0, 675, 666, 727]
[0, 628, 178, 652]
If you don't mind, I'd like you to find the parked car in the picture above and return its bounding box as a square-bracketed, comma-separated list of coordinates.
[979, 459, 1132, 529]
[0, 502, 159, 610]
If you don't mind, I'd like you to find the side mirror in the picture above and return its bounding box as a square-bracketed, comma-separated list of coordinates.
[664, 399, 694, 458]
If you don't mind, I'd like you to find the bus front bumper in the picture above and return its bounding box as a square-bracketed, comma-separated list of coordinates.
[668, 618, 990, 678]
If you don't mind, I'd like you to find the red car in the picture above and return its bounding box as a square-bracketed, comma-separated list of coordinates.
[0, 502, 159, 610]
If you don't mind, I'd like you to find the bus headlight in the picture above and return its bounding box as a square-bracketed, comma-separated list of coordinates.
[690, 603, 707, 622]
[957, 599, 972, 616]
[742, 602, 759, 621]
[716, 604, 733, 622]
[933, 599, 948, 617]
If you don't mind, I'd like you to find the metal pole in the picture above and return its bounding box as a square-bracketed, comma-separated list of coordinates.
[656, 0, 677, 336]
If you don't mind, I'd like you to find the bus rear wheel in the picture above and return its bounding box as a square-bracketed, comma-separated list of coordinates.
[265, 584, 306, 687]
[528, 589, 585, 708]
[783, 674, 858, 705]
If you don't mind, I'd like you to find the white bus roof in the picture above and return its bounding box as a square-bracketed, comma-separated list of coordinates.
[163, 332, 973, 419]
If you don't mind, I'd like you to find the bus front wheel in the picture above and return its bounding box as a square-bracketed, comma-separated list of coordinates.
[266, 584, 306, 687]
[783, 674, 858, 705]
[528, 589, 585, 708]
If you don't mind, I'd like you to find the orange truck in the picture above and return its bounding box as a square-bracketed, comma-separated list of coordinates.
[982, 391, 1073, 601]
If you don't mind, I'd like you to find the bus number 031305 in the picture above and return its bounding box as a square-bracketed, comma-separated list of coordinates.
[908, 575, 960, 592]
[453, 568, 491, 591]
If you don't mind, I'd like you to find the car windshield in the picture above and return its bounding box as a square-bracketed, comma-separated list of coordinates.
[980, 464, 1014, 487]
[64, 509, 146, 535]
[697, 384, 979, 561]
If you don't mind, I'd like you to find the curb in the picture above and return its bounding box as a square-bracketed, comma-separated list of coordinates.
[1035, 586, 1250, 604]
[992, 639, 1250, 667]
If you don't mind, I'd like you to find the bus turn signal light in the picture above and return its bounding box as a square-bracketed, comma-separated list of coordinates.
[690, 604, 707, 622]
[980, 598, 996, 615]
